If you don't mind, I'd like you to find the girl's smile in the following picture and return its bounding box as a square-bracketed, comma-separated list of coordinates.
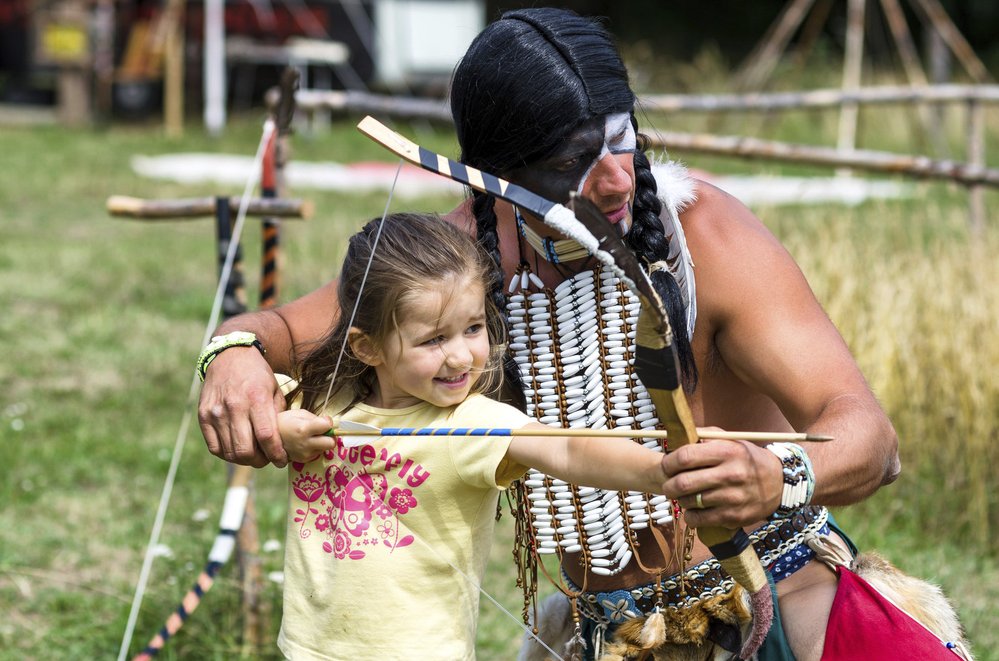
[365, 275, 491, 409]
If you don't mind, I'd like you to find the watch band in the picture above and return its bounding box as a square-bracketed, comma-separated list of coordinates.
[196, 331, 265, 382]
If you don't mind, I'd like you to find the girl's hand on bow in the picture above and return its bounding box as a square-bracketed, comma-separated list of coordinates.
[277, 410, 337, 464]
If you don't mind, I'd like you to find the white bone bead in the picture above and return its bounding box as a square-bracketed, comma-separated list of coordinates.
[605, 519, 625, 536]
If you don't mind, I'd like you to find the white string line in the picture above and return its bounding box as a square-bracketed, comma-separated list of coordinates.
[319, 160, 402, 412]
[117, 119, 277, 661]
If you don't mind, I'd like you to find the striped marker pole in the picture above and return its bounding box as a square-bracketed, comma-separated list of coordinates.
[131, 472, 250, 660]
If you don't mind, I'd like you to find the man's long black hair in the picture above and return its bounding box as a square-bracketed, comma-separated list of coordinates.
[449, 7, 697, 409]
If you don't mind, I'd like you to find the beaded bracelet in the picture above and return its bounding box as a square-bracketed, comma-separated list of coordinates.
[765, 442, 815, 520]
[196, 331, 265, 382]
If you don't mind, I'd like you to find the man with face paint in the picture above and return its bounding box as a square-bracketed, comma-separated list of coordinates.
[197, 8, 902, 660]
[505, 113, 639, 235]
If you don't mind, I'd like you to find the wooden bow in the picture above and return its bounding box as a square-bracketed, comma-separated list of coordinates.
[357, 115, 773, 657]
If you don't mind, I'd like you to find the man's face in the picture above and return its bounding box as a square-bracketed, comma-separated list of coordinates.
[505, 113, 637, 232]
[507, 113, 636, 202]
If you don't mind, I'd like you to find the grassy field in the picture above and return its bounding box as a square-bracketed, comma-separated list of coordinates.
[1, 92, 997, 660]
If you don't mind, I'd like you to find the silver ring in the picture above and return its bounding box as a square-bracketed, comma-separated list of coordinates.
[695, 492, 705, 509]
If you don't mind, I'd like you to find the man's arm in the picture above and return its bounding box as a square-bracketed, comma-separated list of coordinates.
[663, 182, 899, 529]
[198, 280, 339, 467]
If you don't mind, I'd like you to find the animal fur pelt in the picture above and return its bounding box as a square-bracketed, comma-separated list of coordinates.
[850, 552, 974, 661]
[516, 552, 974, 661]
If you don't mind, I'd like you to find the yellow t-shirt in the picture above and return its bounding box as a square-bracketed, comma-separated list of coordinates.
[278, 393, 531, 660]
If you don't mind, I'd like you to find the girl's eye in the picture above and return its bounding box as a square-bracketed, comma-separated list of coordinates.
[466, 323, 483, 335]
[422, 335, 444, 346]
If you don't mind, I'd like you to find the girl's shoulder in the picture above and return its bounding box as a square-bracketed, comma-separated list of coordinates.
[452, 394, 532, 427]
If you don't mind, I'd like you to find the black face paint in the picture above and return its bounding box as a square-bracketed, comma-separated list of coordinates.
[503, 113, 637, 206]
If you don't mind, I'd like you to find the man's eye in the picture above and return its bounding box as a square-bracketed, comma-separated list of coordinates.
[553, 156, 583, 172]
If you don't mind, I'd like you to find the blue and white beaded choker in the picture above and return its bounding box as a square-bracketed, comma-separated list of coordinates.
[514, 206, 592, 265]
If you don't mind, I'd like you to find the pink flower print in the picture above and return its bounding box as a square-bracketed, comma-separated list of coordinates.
[292, 471, 325, 537]
[377, 520, 395, 539]
[315, 513, 330, 532]
[388, 487, 417, 514]
[293, 472, 324, 503]
[358, 472, 389, 505]
[325, 465, 352, 505]
[332, 530, 351, 559]
[375, 503, 393, 520]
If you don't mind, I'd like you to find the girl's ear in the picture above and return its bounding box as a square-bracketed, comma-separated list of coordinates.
[348, 328, 382, 366]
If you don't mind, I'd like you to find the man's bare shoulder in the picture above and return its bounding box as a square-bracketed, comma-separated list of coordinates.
[680, 178, 788, 265]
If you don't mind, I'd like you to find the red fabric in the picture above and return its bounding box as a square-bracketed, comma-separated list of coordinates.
[821, 566, 961, 660]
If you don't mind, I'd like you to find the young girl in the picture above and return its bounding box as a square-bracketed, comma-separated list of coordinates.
[274, 212, 670, 660]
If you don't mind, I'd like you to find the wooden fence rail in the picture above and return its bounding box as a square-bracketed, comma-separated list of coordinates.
[271, 84, 994, 232]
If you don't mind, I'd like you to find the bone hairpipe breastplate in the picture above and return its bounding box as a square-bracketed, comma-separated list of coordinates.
[507, 266, 675, 576]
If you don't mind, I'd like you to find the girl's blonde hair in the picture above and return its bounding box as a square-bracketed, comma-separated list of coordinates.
[290, 212, 506, 413]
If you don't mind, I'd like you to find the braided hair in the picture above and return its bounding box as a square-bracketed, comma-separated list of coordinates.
[450, 7, 697, 393]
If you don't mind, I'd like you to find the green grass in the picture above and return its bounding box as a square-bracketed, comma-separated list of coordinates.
[1, 90, 997, 660]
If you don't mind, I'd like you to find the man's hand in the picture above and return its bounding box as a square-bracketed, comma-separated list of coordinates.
[277, 410, 336, 463]
[198, 346, 289, 467]
[661, 436, 783, 528]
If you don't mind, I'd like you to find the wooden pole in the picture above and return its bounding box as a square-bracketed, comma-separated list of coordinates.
[638, 84, 999, 113]
[107, 195, 313, 220]
[645, 129, 999, 188]
[966, 99, 986, 235]
[732, 0, 816, 91]
[837, 0, 867, 174]
[93, 0, 115, 122]
[163, 1, 185, 137]
[878, 0, 949, 157]
[909, 0, 992, 83]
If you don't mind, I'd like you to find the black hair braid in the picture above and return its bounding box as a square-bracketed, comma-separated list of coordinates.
[472, 191, 528, 412]
[628, 140, 699, 392]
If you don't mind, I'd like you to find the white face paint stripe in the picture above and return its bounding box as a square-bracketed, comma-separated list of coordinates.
[577, 113, 636, 193]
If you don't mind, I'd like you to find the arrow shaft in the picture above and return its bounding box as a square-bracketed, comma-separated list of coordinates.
[330, 426, 829, 442]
